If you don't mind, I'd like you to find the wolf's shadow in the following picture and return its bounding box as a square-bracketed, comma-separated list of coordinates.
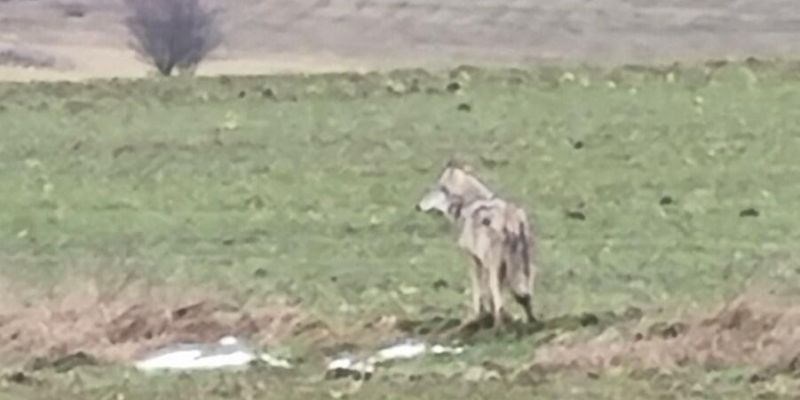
[396, 307, 642, 344]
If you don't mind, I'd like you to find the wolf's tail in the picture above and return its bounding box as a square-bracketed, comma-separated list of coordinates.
[504, 207, 534, 296]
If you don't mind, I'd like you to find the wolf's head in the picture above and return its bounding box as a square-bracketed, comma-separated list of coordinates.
[415, 160, 494, 220]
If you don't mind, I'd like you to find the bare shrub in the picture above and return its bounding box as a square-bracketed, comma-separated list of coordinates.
[123, 0, 222, 76]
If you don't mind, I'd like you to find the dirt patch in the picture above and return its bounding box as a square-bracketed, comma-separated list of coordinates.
[533, 293, 800, 374]
[0, 278, 332, 366]
[0, 47, 65, 69]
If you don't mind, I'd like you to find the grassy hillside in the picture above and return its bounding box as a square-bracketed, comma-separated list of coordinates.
[2, 62, 800, 398]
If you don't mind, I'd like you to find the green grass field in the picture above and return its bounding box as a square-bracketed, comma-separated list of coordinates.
[2, 62, 800, 399]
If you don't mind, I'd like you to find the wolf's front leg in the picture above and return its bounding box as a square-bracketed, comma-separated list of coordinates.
[469, 256, 484, 318]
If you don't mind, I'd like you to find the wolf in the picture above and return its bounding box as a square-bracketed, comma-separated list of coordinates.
[415, 161, 537, 327]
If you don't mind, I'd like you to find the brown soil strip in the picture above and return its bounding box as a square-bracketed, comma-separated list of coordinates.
[0, 278, 332, 365]
[533, 293, 800, 374]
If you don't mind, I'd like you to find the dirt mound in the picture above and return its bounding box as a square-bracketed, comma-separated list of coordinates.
[0, 279, 331, 365]
[533, 294, 800, 373]
[0, 47, 66, 69]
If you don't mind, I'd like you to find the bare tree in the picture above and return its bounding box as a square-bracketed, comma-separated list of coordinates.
[124, 0, 222, 76]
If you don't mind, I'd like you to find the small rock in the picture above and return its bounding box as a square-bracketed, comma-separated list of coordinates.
[566, 211, 586, 220]
[462, 366, 501, 382]
[262, 88, 276, 98]
[432, 279, 449, 290]
[739, 208, 759, 217]
[398, 285, 420, 295]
